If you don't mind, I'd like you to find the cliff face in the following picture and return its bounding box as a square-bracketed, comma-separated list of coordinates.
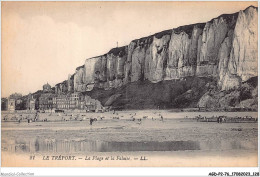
[221, 6, 258, 90]
[71, 6, 257, 94]
[46, 6, 258, 109]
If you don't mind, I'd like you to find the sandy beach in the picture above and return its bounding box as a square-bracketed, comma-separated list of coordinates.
[1, 111, 258, 167]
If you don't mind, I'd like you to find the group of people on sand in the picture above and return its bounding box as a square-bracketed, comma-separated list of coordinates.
[217, 116, 226, 123]
[88, 112, 165, 126]
[196, 115, 226, 123]
[195, 115, 257, 123]
[130, 112, 164, 122]
[7, 110, 167, 126]
[10, 111, 44, 124]
[20, 112, 40, 123]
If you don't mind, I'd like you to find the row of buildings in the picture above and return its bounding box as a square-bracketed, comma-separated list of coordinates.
[4, 83, 104, 112]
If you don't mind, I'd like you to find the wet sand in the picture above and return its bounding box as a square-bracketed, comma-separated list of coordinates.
[1, 111, 258, 167]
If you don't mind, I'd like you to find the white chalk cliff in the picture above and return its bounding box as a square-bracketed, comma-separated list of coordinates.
[61, 6, 257, 94]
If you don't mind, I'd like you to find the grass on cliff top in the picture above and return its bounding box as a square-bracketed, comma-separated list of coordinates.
[107, 46, 128, 57]
[173, 23, 205, 38]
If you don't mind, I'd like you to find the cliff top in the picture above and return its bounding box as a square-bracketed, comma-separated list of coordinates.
[82, 6, 255, 64]
[173, 23, 205, 38]
[209, 12, 239, 26]
[107, 46, 128, 57]
[76, 65, 84, 71]
[70, 73, 75, 80]
[244, 5, 258, 11]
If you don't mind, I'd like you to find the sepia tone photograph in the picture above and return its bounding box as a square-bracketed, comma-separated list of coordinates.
[1, 1, 258, 169]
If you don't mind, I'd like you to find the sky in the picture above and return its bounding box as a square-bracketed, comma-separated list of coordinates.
[1, 1, 258, 98]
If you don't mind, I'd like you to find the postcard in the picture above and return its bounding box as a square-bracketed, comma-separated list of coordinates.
[1, 1, 258, 169]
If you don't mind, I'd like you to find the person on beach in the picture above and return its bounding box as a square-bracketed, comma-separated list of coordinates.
[160, 115, 164, 122]
[217, 116, 223, 123]
[34, 112, 38, 122]
[137, 119, 142, 125]
[90, 118, 94, 125]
